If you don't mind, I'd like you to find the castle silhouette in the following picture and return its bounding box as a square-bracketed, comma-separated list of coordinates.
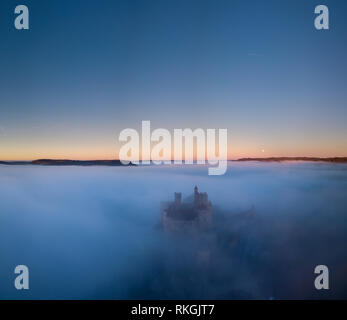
[161, 186, 212, 233]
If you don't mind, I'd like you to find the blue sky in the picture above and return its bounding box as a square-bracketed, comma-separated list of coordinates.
[0, 0, 346, 159]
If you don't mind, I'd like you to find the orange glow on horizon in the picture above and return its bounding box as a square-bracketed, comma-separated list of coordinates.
[1, 135, 346, 161]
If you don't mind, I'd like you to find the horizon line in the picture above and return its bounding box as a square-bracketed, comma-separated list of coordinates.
[1, 156, 347, 163]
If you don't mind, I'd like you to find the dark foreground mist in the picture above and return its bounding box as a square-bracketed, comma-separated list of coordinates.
[0, 162, 347, 299]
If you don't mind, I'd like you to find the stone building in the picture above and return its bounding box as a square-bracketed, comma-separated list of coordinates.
[161, 186, 212, 233]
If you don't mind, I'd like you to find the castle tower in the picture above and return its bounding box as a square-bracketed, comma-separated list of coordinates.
[174, 192, 182, 206]
[194, 186, 199, 205]
[201, 192, 208, 207]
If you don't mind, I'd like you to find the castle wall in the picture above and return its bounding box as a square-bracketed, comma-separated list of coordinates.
[161, 187, 212, 233]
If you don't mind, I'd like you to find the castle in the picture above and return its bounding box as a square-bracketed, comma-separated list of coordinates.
[161, 186, 212, 233]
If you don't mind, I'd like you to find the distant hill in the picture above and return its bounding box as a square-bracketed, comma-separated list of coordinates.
[31, 159, 131, 166]
[235, 157, 347, 163]
[1, 157, 347, 166]
[0, 161, 31, 165]
[0, 159, 133, 166]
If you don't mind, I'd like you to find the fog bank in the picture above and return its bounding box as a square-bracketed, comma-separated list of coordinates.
[0, 162, 346, 299]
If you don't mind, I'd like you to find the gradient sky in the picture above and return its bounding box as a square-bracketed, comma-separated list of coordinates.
[0, 0, 346, 160]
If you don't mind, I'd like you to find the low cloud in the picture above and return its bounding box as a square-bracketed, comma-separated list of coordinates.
[0, 162, 346, 299]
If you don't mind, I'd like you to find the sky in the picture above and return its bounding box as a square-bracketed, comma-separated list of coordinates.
[0, 0, 346, 160]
